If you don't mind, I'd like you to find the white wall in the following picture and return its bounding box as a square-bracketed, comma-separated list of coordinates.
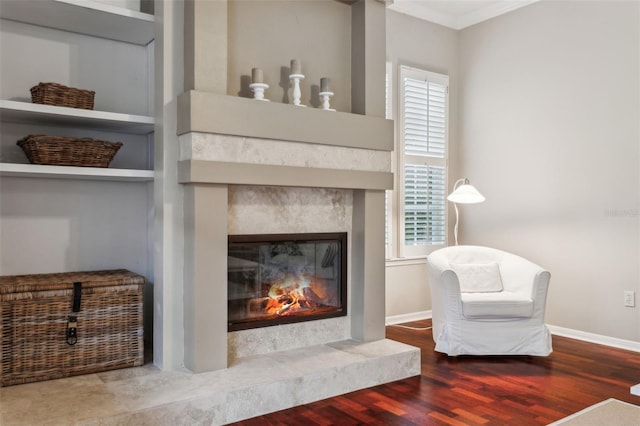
[458, 1, 640, 341]
[384, 10, 459, 318]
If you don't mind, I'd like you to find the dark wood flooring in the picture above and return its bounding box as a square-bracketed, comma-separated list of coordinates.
[230, 319, 640, 425]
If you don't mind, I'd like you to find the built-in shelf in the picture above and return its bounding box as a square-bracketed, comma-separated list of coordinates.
[0, 100, 154, 135]
[0, 0, 154, 45]
[0, 163, 154, 182]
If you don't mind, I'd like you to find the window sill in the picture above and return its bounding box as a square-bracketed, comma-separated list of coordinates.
[385, 257, 428, 267]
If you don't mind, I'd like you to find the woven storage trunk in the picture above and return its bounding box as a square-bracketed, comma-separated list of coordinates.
[17, 134, 123, 168]
[30, 82, 95, 110]
[0, 269, 145, 387]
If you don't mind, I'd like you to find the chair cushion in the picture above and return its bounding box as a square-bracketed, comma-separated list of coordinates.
[450, 262, 504, 293]
[461, 291, 534, 318]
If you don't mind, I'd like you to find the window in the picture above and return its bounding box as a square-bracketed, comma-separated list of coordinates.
[387, 65, 449, 258]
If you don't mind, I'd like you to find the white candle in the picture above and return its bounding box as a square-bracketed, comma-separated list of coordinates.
[290, 59, 301, 75]
[251, 68, 263, 84]
[320, 77, 330, 92]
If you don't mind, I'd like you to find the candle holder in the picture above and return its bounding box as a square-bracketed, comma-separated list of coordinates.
[289, 73, 305, 107]
[319, 91, 335, 111]
[249, 83, 269, 101]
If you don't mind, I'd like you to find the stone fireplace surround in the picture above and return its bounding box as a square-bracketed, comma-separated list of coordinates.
[171, 91, 421, 421]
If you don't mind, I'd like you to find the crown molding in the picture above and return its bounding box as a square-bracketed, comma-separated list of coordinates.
[458, 0, 539, 29]
[388, 0, 539, 30]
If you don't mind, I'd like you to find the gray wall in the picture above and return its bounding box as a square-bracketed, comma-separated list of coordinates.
[458, 0, 640, 341]
[384, 10, 459, 318]
[226, 0, 352, 112]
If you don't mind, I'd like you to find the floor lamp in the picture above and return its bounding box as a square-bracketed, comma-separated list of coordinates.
[447, 178, 485, 245]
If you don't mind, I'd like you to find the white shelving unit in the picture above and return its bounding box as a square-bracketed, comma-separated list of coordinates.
[1, 100, 154, 135]
[0, 1, 155, 180]
[0, 0, 156, 283]
[0, 100, 154, 179]
[0, 163, 154, 182]
[0, 0, 154, 46]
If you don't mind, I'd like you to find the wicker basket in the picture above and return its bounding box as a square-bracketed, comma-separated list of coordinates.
[17, 134, 123, 168]
[0, 269, 145, 387]
[30, 82, 95, 110]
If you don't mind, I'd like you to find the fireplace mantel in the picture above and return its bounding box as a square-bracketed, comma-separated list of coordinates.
[176, 91, 394, 191]
[177, 90, 393, 151]
[178, 160, 392, 190]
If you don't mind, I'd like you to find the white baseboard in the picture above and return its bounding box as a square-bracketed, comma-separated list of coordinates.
[384, 312, 640, 353]
[547, 325, 640, 353]
[385, 310, 431, 325]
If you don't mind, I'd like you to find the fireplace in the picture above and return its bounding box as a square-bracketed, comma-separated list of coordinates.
[228, 232, 347, 331]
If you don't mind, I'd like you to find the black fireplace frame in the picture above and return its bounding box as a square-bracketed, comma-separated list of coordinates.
[228, 232, 348, 332]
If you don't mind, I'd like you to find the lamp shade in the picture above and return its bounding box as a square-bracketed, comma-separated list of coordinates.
[447, 182, 485, 204]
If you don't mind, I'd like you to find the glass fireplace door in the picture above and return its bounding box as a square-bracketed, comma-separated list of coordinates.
[228, 233, 347, 331]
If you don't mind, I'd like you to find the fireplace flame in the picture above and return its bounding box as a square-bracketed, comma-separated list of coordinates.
[265, 275, 323, 316]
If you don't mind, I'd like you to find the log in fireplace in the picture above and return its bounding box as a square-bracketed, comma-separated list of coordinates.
[228, 232, 347, 331]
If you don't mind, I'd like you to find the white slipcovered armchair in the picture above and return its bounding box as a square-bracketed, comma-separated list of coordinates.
[427, 245, 552, 356]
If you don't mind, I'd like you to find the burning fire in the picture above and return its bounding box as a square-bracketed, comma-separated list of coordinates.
[264, 275, 325, 316]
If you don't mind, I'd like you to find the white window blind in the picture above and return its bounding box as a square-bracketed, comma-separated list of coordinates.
[404, 164, 446, 246]
[403, 78, 446, 157]
[399, 66, 448, 257]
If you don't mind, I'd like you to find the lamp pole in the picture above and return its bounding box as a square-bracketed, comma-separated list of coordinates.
[451, 178, 465, 246]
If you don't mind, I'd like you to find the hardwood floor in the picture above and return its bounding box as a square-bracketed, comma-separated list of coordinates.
[230, 320, 640, 425]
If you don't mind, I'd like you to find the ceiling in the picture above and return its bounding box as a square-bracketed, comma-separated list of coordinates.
[387, 0, 539, 30]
